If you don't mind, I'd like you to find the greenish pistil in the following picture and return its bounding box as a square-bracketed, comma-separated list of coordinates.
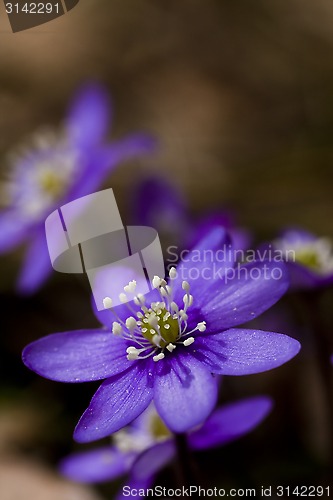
[150, 413, 171, 440]
[140, 309, 180, 348]
[295, 250, 321, 272]
[39, 170, 64, 197]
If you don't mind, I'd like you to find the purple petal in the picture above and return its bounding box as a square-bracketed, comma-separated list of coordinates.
[188, 396, 273, 450]
[153, 354, 218, 433]
[131, 441, 176, 480]
[286, 261, 333, 290]
[66, 135, 156, 204]
[187, 212, 252, 253]
[202, 260, 290, 332]
[116, 475, 156, 500]
[173, 227, 234, 309]
[16, 228, 52, 294]
[278, 227, 317, 244]
[0, 211, 31, 253]
[66, 84, 111, 148]
[59, 446, 133, 483]
[132, 176, 188, 228]
[22, 330, 131, 382]
[74, 363, 153, 442]
[194, 329, 301, 375]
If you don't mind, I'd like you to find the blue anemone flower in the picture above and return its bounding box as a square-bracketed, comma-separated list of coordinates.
[273, 228, 333, 289]
[22, 228, 300, 441]
[0, 84, 154, 293]
[59, 397, 273, 496]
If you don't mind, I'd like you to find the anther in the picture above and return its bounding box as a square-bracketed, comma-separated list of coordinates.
[169, 267, 177, 279]
[112, 322, 123, 335]
[126, 317, 137, 331]
[103, 297, 113, 309]
[166, 343, 176, 352]
[153, 353, 165, 362]
[124, 280, 137, 294]
[183, 337, 195, 347]
[197, 321, 207, 332]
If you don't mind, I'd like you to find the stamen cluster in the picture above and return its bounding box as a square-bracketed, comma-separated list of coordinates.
[103, 267, 206, 362]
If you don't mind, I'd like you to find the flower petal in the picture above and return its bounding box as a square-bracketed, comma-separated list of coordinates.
[0, 211, 31, 253]
[202, 260, 290, 332]
[153, 354, 218, 433]
[74, 363, 154, 443]
[188, 396, 273, 450]
[131, 441, 176, 480]
[173, 226, 234, 309]
[66, 135, 156, 204]
[22, 329, 131, 382]
[66, 84, 111, 148]
[194, 329, 300, 375]
[59, 446, 133, 483]
[16, 228, 52, 294]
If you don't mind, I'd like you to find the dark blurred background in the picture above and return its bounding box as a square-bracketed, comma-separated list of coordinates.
[1, 1, 333, 498]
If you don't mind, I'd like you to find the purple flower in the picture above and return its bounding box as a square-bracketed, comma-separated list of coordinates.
[0, 84, 154, 294]
[60, 397, 272, 494]
[273, 228, 333, 289]
[133, 176, 251, 252]
[22, 228, 300, 441]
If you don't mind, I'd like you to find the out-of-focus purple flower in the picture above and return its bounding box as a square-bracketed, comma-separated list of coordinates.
[60, 397, 272, 495]
[0, 84, 155, 294]
[132, 176, 251, 252]
[23, 228, 300, 442]
[273, 228, 333, 290]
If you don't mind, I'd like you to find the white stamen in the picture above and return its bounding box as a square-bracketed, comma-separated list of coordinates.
[183, 294, 193, 307]
[171, 302, 179, 312]
[182, 280, 190, 292]
[152, 276, 166, 288]
[153, 352, 165, 362]
[164, 324, 170, 330]
[126, 346, 140, 360]
[169, 267, 177, 279]
[126, 317, 137, 331]
[166, 343, 176, 352]
[119, 293, 127, 303]
[124, 280, 137, 294]
[183, 337, 195, 347]
[112, 322, 123, 335]
[152, 334, 161, 346]
[197, 321, 207, 332]
[103, 297, 113, 309]
[163, 312, 171, 321]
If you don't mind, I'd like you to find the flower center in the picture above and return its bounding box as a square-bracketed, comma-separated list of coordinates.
[103, 268, 207, 363]
[113, 405, 170, 453]
[276, 235, 333, 276]
[5, 130, 80, 219]
[39, 170, 65, 197]
[139, 308, 179, 348]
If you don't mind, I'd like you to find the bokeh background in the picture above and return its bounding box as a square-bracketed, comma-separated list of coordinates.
[1, 1, 333, 498]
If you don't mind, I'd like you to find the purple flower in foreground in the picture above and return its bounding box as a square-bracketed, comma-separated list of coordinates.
[23, 228, 300, 441]
[273, 228, 333, 290]
[60, 397, 272, 495]
[0, 84, 154, 293]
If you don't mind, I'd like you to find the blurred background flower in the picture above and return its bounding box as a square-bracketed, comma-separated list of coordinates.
[0, 83, 154, 294]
